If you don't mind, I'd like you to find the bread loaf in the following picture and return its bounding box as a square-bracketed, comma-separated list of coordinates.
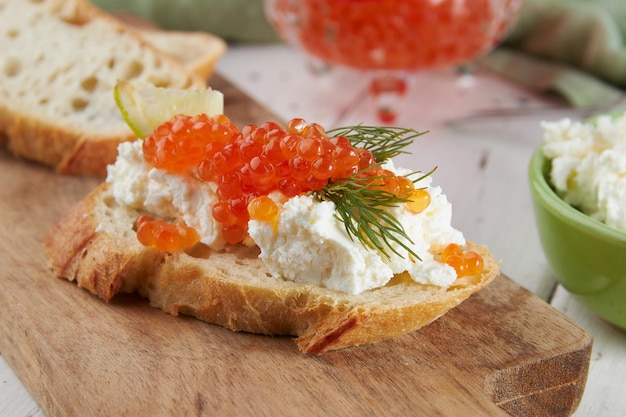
[44, 182, 500, 354]
[0, 0, 224, 175]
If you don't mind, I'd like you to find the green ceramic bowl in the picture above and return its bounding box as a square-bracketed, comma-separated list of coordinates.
[529, 147, 626, 330]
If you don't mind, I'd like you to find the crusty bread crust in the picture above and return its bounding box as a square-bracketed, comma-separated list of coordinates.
[44, 183, 500, 354]
[0, 0, 223, 176]
[2, 112, 131, 176]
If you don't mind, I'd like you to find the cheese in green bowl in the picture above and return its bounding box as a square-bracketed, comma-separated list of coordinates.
[529, 112, 626, 330]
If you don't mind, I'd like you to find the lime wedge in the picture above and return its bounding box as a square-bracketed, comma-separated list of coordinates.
[114, 79, 224, 139]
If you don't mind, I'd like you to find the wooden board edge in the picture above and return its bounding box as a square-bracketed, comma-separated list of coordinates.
[478, 276, 594, 417]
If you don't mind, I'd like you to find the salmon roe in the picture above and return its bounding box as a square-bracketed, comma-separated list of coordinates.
[405, 188, 431, 214]
[268, 0, 519, 72]
[135, 215, 200, 252]
[137, 115, 427, 250]
[441, 243, 484, 278]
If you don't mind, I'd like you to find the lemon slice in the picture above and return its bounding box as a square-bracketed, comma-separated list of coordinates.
[114, 79, 224, 139]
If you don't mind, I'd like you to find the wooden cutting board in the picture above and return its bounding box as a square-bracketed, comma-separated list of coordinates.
[0, 74, 592, 417]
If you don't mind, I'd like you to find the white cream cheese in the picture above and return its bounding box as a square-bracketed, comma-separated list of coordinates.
[107, 141, 465, 294]
[542, 113, 626, 231]
[106, 141, 226, 249]
[249, 195, 394, 294]
[248, 164, 464, 295]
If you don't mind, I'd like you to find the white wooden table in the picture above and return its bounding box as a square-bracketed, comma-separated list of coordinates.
[1, 43, 624, 417]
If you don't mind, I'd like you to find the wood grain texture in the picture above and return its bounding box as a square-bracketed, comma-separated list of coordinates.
[0, 74, 591, 417]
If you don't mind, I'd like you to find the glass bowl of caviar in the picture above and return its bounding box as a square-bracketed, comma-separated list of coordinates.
[264, 0, 522, 122]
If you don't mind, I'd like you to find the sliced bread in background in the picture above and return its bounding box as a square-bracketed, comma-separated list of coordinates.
[112, 9, 227, 81]
[0, 0, 226, 176]
[138, 29, 226, 81]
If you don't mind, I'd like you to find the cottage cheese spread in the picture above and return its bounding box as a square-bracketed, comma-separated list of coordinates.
[107, 141, 226, 249]
[542, 113, 626, 231]
[107, 141, 465, 294]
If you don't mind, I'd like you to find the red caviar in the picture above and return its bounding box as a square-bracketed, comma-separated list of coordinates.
[405, 188, 431, 214]
[267, 0, 519, 72]
[143, 114, 239, 175]
[247, 195, 279, 222]
[135, 215, 199, 252]
[138, 115, 423, 248]
[441, 243, 484, 278]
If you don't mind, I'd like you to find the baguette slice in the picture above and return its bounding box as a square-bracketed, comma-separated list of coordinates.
[111, 10, 227, 81]
[135, 29, 227, 81]
[0, 0, 222, 176]
[44, 182, 500, 354]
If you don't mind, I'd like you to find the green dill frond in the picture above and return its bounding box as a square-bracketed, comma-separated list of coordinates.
[313, 125, 434, 260]
[326, 125, 427, 163]
[314, 166, 419, 260]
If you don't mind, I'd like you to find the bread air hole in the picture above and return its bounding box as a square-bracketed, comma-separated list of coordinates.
[386, 272, 413, 286]
[55, 2, 90, 26]
[71, 97, 89, 112]
[81, 76, 98, 93]
[148, 77, 174, 88]
[3, 57, 20, 77]
[121, 60, 144, 80]
[184, 243, 212, 259]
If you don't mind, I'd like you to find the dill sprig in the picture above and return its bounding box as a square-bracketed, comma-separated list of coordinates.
[314, 167, 417, 260]
[327, 125, 428, 163]
[313, 126, 432, 260]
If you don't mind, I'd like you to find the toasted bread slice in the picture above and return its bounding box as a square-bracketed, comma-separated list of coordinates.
[0, 0, 223, 176]
[44, 183, 499, 354]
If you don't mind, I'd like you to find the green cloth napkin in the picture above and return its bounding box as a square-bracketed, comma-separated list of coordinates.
[489, 0, 626, 108]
